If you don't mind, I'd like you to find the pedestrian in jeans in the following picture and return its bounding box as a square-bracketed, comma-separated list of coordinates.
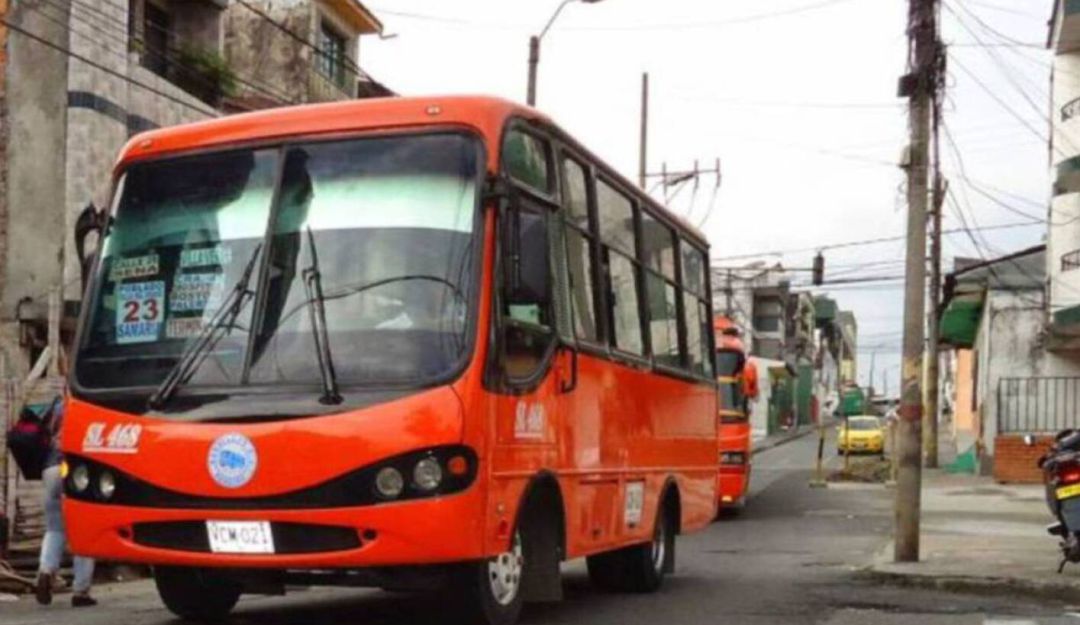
[36, 396, 96, 607]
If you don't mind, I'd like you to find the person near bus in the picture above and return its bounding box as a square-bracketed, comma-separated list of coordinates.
[36, 395, 97, 608]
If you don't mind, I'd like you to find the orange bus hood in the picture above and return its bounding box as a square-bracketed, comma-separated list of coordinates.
[62, 387, 464, 498]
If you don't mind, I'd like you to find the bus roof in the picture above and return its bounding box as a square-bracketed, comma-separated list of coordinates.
[115, 95, 709, 245]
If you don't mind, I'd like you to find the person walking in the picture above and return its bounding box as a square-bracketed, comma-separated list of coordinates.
[35, 395, 96, 607]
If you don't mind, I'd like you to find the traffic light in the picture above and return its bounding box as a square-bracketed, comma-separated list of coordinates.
[812, 253, 824, 286]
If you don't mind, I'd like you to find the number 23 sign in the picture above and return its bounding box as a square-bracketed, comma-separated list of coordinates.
[116, 281, 165, 345]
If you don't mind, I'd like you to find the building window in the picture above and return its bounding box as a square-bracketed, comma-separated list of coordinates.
[317, 22, 348, 88]
[143, 2, 171, 77]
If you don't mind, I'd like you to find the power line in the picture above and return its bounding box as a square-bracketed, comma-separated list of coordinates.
[370, 0, 861, 32]
[710, 220, 1041, 261]
[0, 15, 215, 117]
[234, 0, 389, 93]
[950, 54, 1064, 156]
[966, 0, 1047, 20]
[945, 2, 1049, 121]
[27, 0, 295, 107]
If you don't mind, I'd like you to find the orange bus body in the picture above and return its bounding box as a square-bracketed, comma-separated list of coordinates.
[717, 381, 751, 509]
[61, 97, 718, 586]
[714, 316, 753, 510]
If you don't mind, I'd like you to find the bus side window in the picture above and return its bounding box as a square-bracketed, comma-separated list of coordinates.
[561, 156, 599, 344]
[597, 179, 644, 356]
[498, 128, 558, 385]
[680, 242, 713, 377]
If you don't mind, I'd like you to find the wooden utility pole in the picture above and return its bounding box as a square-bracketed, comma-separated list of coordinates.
[639, 72, 648, 190]
[895, 0, 938, 563]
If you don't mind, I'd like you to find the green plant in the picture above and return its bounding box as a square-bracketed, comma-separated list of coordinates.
[174, 46, 239, 105]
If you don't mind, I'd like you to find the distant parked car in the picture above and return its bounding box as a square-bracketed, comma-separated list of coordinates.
[837, 416, 885, 454]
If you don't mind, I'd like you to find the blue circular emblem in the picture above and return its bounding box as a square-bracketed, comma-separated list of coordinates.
[207, 433, 257, 489]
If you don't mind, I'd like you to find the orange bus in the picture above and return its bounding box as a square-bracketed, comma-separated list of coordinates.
[714, 318, 754, 511]
[62, 96, 719, 624]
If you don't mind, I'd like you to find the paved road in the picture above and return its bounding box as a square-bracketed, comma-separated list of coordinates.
[6, 432, 1077, 624]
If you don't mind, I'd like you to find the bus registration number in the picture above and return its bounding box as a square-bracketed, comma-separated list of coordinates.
[206, 521, 275, 554]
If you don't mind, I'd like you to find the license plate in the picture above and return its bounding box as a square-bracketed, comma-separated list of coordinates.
[206, 521, 275, 554]
[1057, 483, 1080, 501]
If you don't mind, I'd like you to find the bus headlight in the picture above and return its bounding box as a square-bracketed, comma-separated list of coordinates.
[98, 470, 117, 500]
[71, 464, 90, 493]
[375, 467, 404, 499]
[413, 457, 443, 491]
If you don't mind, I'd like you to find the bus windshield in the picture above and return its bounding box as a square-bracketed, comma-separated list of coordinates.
[75, 133, 482, 405]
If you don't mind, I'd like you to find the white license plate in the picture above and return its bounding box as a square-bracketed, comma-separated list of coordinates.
[206, 521, 275, 554]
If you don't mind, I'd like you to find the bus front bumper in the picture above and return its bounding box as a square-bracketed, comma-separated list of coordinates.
[63, 488, 487, 569]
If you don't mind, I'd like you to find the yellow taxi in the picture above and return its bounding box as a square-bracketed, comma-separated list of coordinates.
[837, 415, 885, 454]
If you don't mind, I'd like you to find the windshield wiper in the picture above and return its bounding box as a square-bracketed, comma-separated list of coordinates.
[302, 227, 342, 405]
[147, 244, 262, 410]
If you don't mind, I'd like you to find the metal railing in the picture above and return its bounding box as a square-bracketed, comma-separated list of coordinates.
[1063, 249, 1080, 272]
[998, 377, 1080, 434]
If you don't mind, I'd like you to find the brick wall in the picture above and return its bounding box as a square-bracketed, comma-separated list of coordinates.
[993, 435, 1052, 483]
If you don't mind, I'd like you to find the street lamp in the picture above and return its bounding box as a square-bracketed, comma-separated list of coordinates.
[526, 0, 605, 107]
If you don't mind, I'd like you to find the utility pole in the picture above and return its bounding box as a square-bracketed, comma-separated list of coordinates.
[639, 72, 648, 190]
[527, 36, 540, 107]
[895, 0, 938, 563]
[868, 351, 876, 396]
[725, 269, 733, 318]
[924, 43, 947, 470]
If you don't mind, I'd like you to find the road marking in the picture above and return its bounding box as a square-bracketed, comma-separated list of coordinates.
[984, 620, 1039, 625]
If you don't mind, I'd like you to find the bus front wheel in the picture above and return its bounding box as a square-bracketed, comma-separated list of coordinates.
[452, 529, 525, 625]
[153, 566, 241, 622]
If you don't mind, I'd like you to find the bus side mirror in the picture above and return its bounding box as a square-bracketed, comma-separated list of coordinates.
[503, 207, 550, 308]
[74, 202, 106, 292]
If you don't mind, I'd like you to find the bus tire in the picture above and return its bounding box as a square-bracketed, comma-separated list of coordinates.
[587, 496, 676, 593]
[452, 529, 525, 625]
[153, 566, 241, 622]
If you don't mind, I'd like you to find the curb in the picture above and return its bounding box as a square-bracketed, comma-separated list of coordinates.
[858, 567, 1080, 603]
[751, 423, 826, 456]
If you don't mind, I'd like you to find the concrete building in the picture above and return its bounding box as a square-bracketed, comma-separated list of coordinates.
[712, 265, 853, 429]
[224, 0, 389, 109]
[0, 0, 386, 548]
[940, 246, 1049, 480]
[836, 310, 857, 385]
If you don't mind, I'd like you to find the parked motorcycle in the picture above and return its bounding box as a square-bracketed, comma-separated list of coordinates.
[1035, 430, 1080, 572]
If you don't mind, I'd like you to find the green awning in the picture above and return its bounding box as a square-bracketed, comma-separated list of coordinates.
[940, 298, 983, 348]
[813, 296, 837, 325]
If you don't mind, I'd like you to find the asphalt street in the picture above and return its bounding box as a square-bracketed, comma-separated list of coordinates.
[5, 431, 1078, 624]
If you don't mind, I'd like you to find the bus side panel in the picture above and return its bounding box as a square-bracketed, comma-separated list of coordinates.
[480, 351, 716, 561]
[557, 353, 718, 558]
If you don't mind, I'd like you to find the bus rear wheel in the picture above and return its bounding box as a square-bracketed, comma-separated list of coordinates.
[153, 566, 242, 622]
[587, 501, 675, 593]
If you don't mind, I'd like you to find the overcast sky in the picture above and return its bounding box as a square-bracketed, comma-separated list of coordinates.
[364, 0, 1053, 396]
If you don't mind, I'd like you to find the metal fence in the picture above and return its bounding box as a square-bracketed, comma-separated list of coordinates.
[998, 377, 1080, 434]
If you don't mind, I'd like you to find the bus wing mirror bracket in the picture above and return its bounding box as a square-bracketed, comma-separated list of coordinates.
[501, 191, 550, 308]
[74, 202, 108, 293]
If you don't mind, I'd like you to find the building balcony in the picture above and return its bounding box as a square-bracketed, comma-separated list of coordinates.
[307, 68, 353, 103]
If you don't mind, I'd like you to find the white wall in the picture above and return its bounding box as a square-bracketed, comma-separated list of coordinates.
[1050, 50, 1080, 315]
[975, 289, 1080, 456]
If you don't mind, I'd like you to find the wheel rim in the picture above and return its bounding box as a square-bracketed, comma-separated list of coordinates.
[488, 531, 524, 606]
[651, 515, 666, 573]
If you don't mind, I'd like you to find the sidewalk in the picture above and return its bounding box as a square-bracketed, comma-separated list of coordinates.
[751, 421, 827, 455]
[866, 469, 1079, 600]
